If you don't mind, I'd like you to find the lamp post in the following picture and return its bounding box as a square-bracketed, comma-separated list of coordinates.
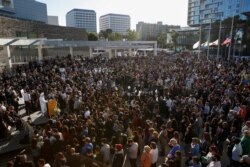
[198, 24, 201, 60]
[207, 19, 212, 60]
[207, 6, 214, 60]
[217, 19, 222, 61]
[227, 15, 234, 61]
[227, 0, 235, 61]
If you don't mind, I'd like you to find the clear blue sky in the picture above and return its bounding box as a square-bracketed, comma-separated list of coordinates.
[38, 0, 188, 31]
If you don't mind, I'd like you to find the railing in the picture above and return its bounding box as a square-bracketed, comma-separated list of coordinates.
[233, 55, 250, 61]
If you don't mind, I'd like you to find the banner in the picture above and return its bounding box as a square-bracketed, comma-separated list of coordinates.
[222, 38, 231, 45]
[209, 39, 218, 46]
[193, 41, 200, 49]
[235, 28, 243, 44]
[201, 41, 209, 48]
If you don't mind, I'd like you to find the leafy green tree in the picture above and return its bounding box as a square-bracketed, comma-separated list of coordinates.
[99, 29, 113, 40]
[99, 30, 107, 39]
[171, 30, 179, 51]
[106, 29, 113, 40]
[126, 29, 138, 41]
[157, 33, 166, 48]
[109, 32, 122, 41]
[88, 32, 98, 41]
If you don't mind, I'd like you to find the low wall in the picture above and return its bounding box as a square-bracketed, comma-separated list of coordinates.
[0, 16, 87, 40]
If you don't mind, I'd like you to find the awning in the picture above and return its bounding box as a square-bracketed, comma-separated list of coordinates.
[0, 38, 18, 46]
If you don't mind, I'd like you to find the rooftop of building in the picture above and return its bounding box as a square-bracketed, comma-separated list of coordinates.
[66, 8, 96, 15]
[100, 13, 130, 18]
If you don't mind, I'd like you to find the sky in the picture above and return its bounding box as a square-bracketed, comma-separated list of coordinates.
[38, 0, 188, 31]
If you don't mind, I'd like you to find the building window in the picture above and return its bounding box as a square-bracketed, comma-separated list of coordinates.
[2, 0, 11, 7]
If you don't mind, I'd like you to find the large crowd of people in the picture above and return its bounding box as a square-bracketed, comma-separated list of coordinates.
[0, 52, 249, 167]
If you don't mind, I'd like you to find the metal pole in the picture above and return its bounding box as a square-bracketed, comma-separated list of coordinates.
[239, 42, 242, 57]
[227, 16, 234, 61]
[207, 21, 211, 60]
[217, 20, 222, 60]
[233, 36, 236, 58]
[227, 0, 234, 61]
[198, 24, 201, 60]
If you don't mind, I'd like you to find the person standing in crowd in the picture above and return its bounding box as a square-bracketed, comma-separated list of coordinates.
[149, 142, 158, 167]
[140, 145, 152, 167]
[231, 137, 242, 167]
[241, 130, 250, 155]
[207, 154, 221, 167]
[241, 121, 250, 134]
[167, 138, 181, 160]
[158, 125, 168, 156]
[190, 137, 200, 157]
[112, 144, 124, 167]
[37, 159, 51, 167]
[128, 138, 138, 167]
[81, 137, 93, 156]
[216, 121, 229, 155]
[22, 89, 31, 116]
[39, 91, 47, 116]
[183, 125, 196, 156]
[66, 147, 81, 167]
[100, 138, 111, 166]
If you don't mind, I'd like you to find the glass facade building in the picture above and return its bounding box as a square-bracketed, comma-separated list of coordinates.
[66, 9, 97, 33]
[0, 0, 47, 23]
[188, 0, 250, 26]
[99, 13, 130, 35]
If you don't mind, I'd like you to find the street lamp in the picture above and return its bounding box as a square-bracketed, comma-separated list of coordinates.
[207, 18, 212, 60]
[227, 0, 235, 61]
[217, 15, 222, 61]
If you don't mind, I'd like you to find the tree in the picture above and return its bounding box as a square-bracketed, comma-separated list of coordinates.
[106, 29, 113, 40]
[157, 33, 166, 48]
[171, 30, 179, 52]
[109, 32, 122, 41]
[99, 30, 107, 40]
[126, 29, 138, 41]
[99, 29, 112, 40]
[88, 32, 98, 41]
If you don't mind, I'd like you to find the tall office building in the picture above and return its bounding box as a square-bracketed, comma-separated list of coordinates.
[66, 9, 97, 33]
[0, 0, 47, 23]
[99, 13, 130, 35]
[188, 0, 250, 26]
[136, 21, 180, 40]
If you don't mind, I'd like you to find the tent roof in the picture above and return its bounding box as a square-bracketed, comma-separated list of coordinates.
[10, 38, 47, 46]
[0, 38, 157, 49]
[0, 38, 47, 46]
[0, 38, 18, 46]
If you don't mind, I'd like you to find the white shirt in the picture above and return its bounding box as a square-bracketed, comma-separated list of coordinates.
[0, 105, 6, 112]
[84, 110, 91, 118]
[207, 161, 221, 167]
[150, 147, 159, 164]
[166, 99, 173, 110]
[232, 143, 243, 161]
[100, 144, 110, 162]
[128, 142, 138, 159]
[23, 92, 31, 102]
